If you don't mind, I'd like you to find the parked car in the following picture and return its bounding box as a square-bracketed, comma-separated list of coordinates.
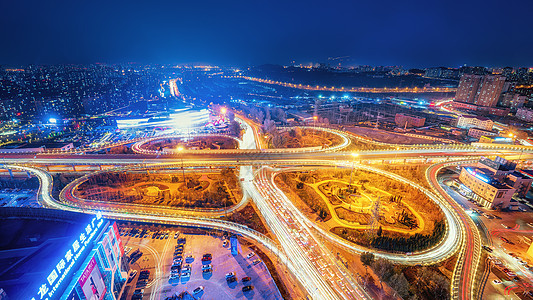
[246, 252, 255, 259]
[193, 286, 204, 295]
[127, 270, 138, 283]
[242, 285, 254, 292]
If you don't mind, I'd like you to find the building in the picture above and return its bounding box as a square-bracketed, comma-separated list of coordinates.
[478, 136, 514, 144]
[468, 128, 498, 140]
[499, 93, 527, 110]
[516, 107, 533, 122]
[0, 142, 74, 153]
[456, 156, 533, 209]
[456, 115, 493, 131]
[0, 208, 127, 300]
[451, 101, 510, 116]
[454, 74, 508, 108]
[474, 75, 507, 107]
[394, 113, 426, 128]
[455, 74, 482, 103]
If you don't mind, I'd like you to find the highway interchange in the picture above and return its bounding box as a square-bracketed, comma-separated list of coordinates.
[4, 115, 533, 300]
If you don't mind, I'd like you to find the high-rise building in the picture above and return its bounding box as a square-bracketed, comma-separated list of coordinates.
[455, 74, 507, 107]
[455, 74, 482, 103]
[475, 75, 507, 107]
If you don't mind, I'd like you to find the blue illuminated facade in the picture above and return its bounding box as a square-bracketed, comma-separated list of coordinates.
[30, 213, 126, 300]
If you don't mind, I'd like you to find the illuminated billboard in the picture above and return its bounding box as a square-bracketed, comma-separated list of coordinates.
[78, 257, 106, 300]
[32, 212, 105, 300]
[101, 235, 117, 271]
[112, 222, 124, 256]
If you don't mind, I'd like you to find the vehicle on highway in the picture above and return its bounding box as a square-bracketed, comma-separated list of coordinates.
[174, 233, 179, 239]
[202, 264, 212, 270]
[225, 272, 236, 279]
[223, 240, 228, 247]
[246, 252, 255, 259]
[193, 286, 204, 295]
[185, 255, 194, 262]
[202, 267, 212, 274]
[482, 245, 493, 252]
[501, 223, 510, 229]
[492, 280, 501, 284]
[528, 223, 533, 228]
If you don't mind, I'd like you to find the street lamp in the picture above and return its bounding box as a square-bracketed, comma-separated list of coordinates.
[313, 115, 318, 127]
[177, 146, 186, 186]
[349, 152, 359, 192]
[394, 146, 400, 161]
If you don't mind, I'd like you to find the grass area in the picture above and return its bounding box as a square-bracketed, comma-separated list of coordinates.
[144, 136, 238, 151]
[277, 168, 446, 252]
[75, 168, 241, 210]
[221, 203, 269, 235]
[267, 128, 343, 149]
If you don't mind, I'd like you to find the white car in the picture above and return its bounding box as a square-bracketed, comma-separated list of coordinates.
[193, 286, 204, 294]
[247, 252, 255, 259]
[493, 280, 501, 284]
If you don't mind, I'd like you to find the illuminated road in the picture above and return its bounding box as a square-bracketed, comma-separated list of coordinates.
[243, 165, 369, 299]
[266, 163, 463, 266]
[227, 75, 457, 94]
[5, 112, 533, 299]
[427, 161, 482, 300]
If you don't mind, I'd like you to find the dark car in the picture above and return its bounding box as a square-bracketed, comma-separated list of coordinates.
[242, 276, 251, 282]
[242, 285, 254, 292]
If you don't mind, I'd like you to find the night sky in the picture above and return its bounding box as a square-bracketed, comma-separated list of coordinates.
[0, 0, 531, 67]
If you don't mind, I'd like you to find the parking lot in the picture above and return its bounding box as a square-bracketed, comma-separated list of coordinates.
[119, 226, 282, 300]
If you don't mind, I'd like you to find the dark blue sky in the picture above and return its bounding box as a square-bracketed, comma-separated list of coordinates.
[0, 0, 531, 67]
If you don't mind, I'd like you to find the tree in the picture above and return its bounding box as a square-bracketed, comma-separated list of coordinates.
[263, 119, 277, 135]
[372, 258, 395, 284]
[229, 120, 242, 137]
[360, 252, 375, 270]
[389, 273, 410, 299]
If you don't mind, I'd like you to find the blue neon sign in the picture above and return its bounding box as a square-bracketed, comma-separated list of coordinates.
[31, 212, 104, 300]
